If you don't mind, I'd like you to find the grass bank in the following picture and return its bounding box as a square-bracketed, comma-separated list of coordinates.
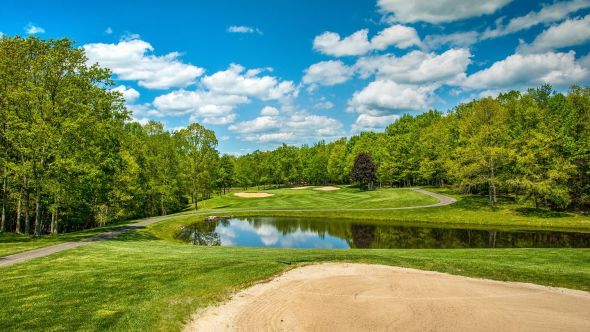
[194, 187, 590, 232]
[0, 229, 588, 331]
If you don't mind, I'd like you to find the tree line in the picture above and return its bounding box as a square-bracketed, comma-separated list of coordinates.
[1, 36, 589, 235]
[231, 85, 589, 211]
[0, 37, 222, 234]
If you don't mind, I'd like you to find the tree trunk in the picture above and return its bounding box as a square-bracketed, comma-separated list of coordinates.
[34, 187, 41, 236]
[24, 192, 30, 235]
[160, 195, 166, 216]
[16, 194, 22, 234]
[1, 170, 6, 232]
[50, 210, 56, 234]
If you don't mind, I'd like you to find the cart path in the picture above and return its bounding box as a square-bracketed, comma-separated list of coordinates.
[0, 188, 455, 268]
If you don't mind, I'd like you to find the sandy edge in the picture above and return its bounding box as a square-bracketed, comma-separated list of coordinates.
[314, 186, 340, 191]
[233, 192, 274, 198]
[183, 263, 590, 331]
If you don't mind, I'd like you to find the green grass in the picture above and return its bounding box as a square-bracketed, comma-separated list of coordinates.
[0, 223, 134, 257]
[2, 187, 589, 258]
[0, 229, 588, 331]
[193, 187, 590, 232]
[198, 186, 438, 210]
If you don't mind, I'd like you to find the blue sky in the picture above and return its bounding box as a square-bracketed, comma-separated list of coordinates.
[2, 0, 590, 154]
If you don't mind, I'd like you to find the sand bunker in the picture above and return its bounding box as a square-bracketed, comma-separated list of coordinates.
[185, 263, 590, 332]
[233, 192, 274, 198]
[290, 186, 314, 190]
[314, 186, 340, 191]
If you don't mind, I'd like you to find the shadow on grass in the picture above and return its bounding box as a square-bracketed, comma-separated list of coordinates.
[515, 208, 572, 219]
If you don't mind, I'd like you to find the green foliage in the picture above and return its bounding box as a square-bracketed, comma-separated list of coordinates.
[0, 36, 224, 234]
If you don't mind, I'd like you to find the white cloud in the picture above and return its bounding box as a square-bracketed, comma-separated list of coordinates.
[422, 31, 480, 50]
[314, 100, 334, 110]
[227, 25, 262, 34]
[463, 51, 590, 89]
[347, 80, 436, 116]
[260, 106, 280, 116]
[105, 27, 113, 34]
[351, 114, 399, 133]
[83, 38, 204, 89]
[25, 23, 45, 34]
[229, 108, 343, 143]
[202, 64, 296, 100]
[302, 60, 353, 89]
[518, 15, 590, 54]
[111, 85, 140, 103]
[378, 0, 511, 24]
[483, 0, 590, 39]
[355, 49, 471, 85]
[313, 25, 420, 57]
[153, 89, 249, 125]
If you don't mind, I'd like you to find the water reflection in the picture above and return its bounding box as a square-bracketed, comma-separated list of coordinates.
[177, 217, 590, 249]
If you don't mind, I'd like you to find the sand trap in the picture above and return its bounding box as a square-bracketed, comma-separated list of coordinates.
[185, 263, 590, 332]
[314, 186, 340, 191]
[290, 186, 314, 190]
[233, 192, 274, 198]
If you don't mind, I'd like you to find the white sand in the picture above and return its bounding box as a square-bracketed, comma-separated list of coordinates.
[314, 186, 340, 191]
[185, 263, 590, 332]
[233, 192, 274, 198]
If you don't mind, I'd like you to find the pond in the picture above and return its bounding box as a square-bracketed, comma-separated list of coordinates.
[177, 217, 590, 249]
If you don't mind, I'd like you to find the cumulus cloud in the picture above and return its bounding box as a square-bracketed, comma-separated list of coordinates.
[347, 80, 436, 116]
[518, 15, 590, 54]
[463, 51, 590, 90]
[422, 31, 480, 50]
[227, 25, 262, 34]
[111, 85, 140, 103]
[483, 0, 590, 39]
[355, 49, 471, 85]
[378, 0, 511, 24]
[229, 107, 343, 143]
[314, 100, 334, 110]
[153, 89, 249, 125]
[83, 38, 204, 89]
[313, 25, 420, 57]
[105, 27, 113, 34]
[202, 64, 296, 100]
[351, 114, 399, 133]
[302, 60, 353, 89]
[260, 106, 280, 116]
[25, 23, 45, 34]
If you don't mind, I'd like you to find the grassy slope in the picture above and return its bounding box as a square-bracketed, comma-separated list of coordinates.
[2, 187, 589, 258]
[198, 186, 438, 210]
[197, 187, 590, 232]
[0, 229, 588, 331]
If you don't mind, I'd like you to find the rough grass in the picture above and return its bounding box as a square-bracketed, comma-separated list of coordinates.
[0, 231, 588, 331]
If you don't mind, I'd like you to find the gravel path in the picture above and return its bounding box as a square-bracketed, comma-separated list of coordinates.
[0, 188, 455, 268]
[186, 263, 590, 332]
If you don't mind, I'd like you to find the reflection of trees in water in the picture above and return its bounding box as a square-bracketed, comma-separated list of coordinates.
[350, 224, 376, 248]
[177, 221, 221, 246]
[178, 217, 590, 249]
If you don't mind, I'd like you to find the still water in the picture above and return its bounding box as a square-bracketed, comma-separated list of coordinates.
[177, 217, 590, 249]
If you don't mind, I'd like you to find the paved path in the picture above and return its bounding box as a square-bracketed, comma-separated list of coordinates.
[187, 263, 590, 332]
[0, 215, 179, 268]
[0, 188, 455, 268]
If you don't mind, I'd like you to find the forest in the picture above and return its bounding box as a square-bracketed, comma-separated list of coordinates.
[1, 36, 589, 235]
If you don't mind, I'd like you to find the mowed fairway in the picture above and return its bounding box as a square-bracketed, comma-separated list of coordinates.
[200, 187, 438, 210]
[1, 232, 589, 331]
